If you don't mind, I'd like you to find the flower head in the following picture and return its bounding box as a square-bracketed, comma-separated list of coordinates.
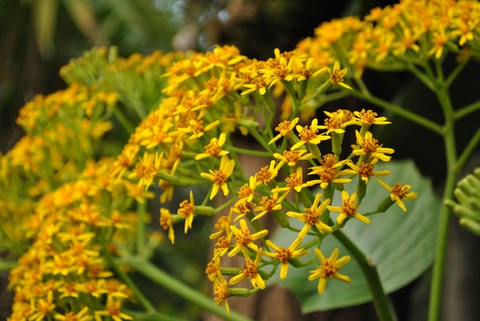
[286, 193, 333, 238]
[351, 130, 394, 162]
[377, 179, 417, 212]
[308, 248, 351, 294]
[178, 191, 195, 234]
[201, 155, 235, 200]
[229, 249, 266, 289]
[328, 190, 370, 225]
[264, 238, 308, 279]
[328, 61, 352, 90]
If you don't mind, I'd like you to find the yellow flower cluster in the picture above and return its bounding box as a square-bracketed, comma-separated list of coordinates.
[0, 84, 116, 255]
[1, 49, 176, 320]
[297, 0, 480, 77]
[13, 0, 478, 315]
[7, 159, 146, 321]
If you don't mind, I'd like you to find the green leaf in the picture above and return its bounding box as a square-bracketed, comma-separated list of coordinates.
[269, 160, 440, 313]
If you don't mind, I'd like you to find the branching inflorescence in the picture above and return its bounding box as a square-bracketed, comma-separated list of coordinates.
[1, 0, 479, 320]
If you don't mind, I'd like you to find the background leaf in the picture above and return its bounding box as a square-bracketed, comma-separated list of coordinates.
[270, 159, 440, 313]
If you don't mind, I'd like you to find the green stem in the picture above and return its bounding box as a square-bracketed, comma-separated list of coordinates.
[454, 99, 480, 120]
[137, 202, 147, 255]
[0, 260, 17, 270]
[121, 256, 253, 321]
[445, 57, 468, 88]
[113, 107, 136, 134]
[226, 146, 272, 158]
[428, 85, 458, 321]
[456, 127, 480, 172]
[334, 230, 397, 321]
[110, 255, 156, 313]
[126, 311, 189, 321]
[349, 91, 443, 135]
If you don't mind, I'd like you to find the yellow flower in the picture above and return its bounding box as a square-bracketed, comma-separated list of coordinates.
[328, 190, 370, 225]
[328, 61, 352, 90]
[264, 238, 309, 279]
[308, 248, 351, 294]
[253, 192, 288, 221]
[178, 191, 195, 234]
[269, 117, 299, 145]
[353, 109, 391, 126]
[201, 155, 235, 200]
[377, 179, 417, 212]
[195, 133, 229, 160]
[271, 166, 307, 196]
[273, 148, 313, 167]
[229, 219, 269, 257]
[159, 208, 175, 244]
[255, 160, 282, 185]
[308, 154, 356, 189]
[286, 193, 333, 238]
[94, 296, 133, 321]
[205, 256, 221, 281]
[237, 176, 257, 203]
[351, 130, 394, 162]
[319, 109, 356, 134]
[54, 307, 92, 321]
[346, 158, 390, 184]
[229, 249, 266, 289]
[213, 273, 231, 314]
[292, 118, 331, 150]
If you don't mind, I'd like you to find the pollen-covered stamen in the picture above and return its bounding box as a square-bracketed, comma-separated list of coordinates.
[259, 195, 277, 212]
[321, 154, 338, 167]
[360, 136, 379, 153]
[317, 167, 338, 183]
[298, 125, 318, 142]
[324, 117, 342, 131]
[214, 216, 230, 232]
[235, 228, 252, 246]
[358, 109, 378, 124]
[391, 183, 409, 199]
[276, 247, 293, 264]
[275, 120, 294, 135]
[304, 208, 321, 226]
[256, 166, 274, 184]
[206, 261, 219, 278]
[357, 162, 375, 178]
[320, 261, 338, 278]
[285, 173, 303, 189]
[160, 213, 172, 231]
[238, 184, 254, 199]
[214, 282, 229, 305]
[212, 170, 228, 186]
[342, 198, 358, 216]
[215, 236, 230, 250]
[242, 261, 259, 278]
[282, 150, 302, 164]
[204, 140, 222, 156]
[178, 200, 194, 218]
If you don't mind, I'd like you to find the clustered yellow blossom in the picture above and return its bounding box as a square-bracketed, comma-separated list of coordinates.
[14, 0, 480, 315]
[7, 159, 146, 320]
[297, 0, 480, 77]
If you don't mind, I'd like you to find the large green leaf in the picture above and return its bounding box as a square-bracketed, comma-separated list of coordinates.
[269, 160, 440, 313]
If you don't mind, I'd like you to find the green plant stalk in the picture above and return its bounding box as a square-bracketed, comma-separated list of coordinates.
[121, 256, 253, 321]
[109, 254, 156, 313]
[113, 107, 136, 134]
[428, 85, 458, 321]
[454, 99, 480, 120]
[334, 230, 397, 321]
[456, 127, 480, 172]
[137, 202, 147, 255]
